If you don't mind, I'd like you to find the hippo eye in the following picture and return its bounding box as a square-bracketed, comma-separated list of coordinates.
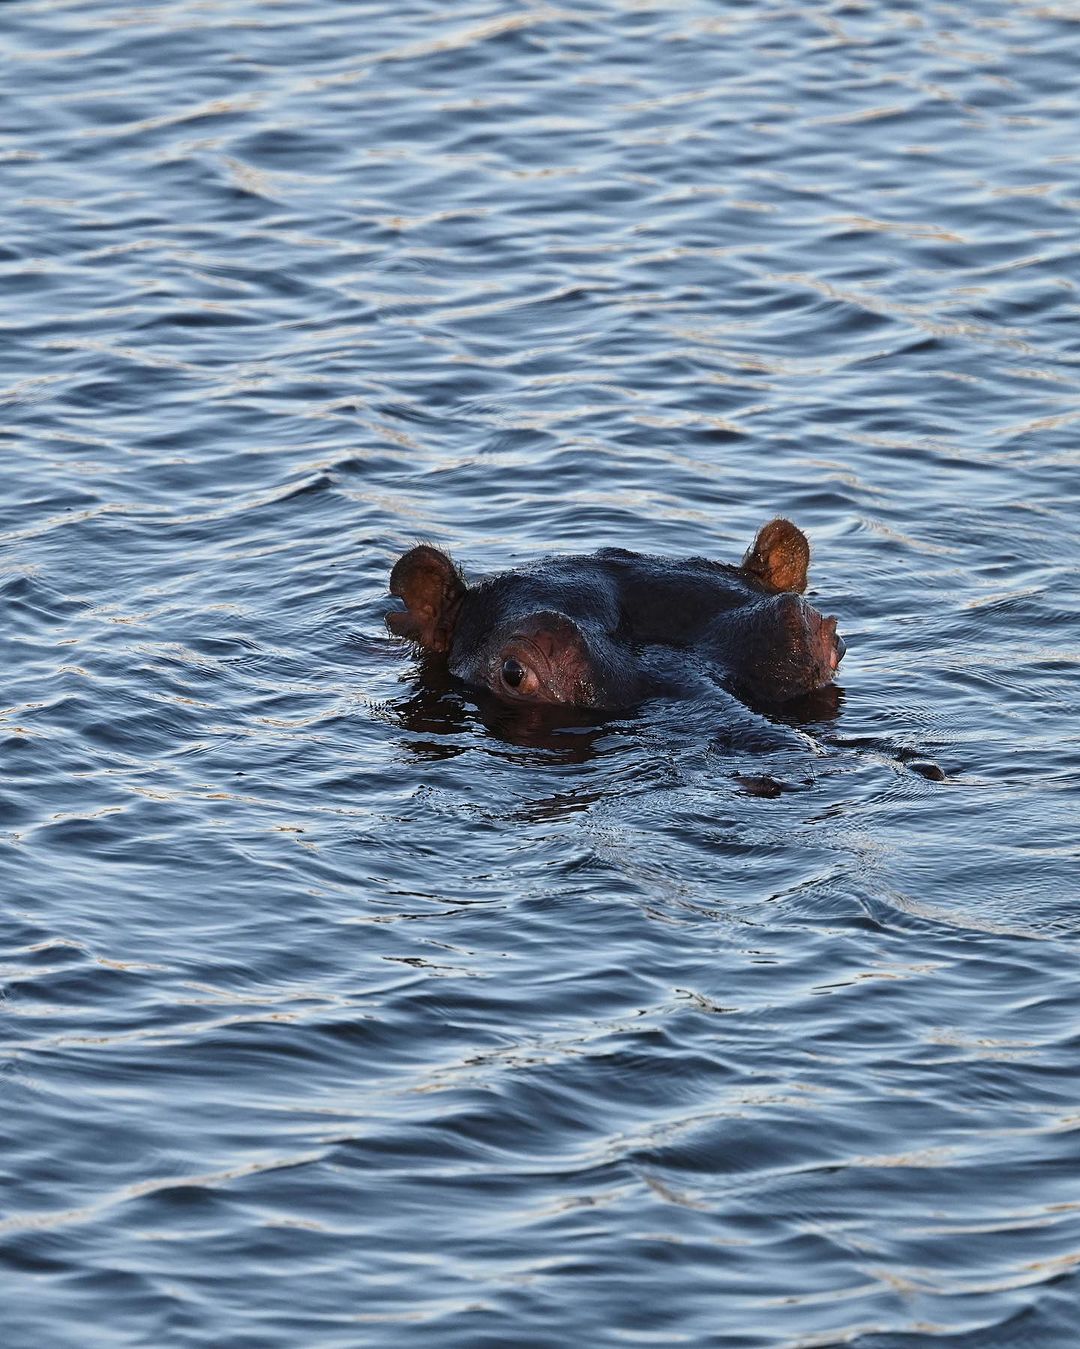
[501, 657, 525, 688]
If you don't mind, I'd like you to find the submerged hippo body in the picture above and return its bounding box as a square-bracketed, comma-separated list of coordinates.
[387, 519, 844, 712]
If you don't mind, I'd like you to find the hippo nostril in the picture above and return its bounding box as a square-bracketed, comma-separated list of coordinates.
[817, 614, 845, 671]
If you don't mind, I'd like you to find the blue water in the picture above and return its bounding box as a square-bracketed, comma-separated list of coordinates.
[3, 2, 1080, 1345]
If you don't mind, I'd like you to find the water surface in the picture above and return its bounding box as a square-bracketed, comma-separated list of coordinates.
[3, 1, 1080, 1345]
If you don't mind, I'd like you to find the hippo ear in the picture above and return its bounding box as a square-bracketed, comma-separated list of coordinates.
[741, 518, 810, 594]
[387, 545, 466, 653]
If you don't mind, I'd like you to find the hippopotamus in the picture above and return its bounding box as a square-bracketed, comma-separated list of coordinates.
[386, 519, 844, 712]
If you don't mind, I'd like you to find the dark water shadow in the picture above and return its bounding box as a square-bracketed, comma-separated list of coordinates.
[382, 651, 859, 779]
[383, 654, 617, 763]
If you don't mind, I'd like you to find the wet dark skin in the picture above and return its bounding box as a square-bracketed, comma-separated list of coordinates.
[386, 519, 844, 713]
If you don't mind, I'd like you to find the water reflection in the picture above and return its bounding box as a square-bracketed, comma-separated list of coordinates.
[388, 653, 615, 761]
[770, 682, 845, 727]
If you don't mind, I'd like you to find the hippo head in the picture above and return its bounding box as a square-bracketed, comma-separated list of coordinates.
[387, 520, 843, 711]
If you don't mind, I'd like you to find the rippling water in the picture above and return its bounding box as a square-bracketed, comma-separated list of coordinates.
[4, 1, 1080, 1344]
